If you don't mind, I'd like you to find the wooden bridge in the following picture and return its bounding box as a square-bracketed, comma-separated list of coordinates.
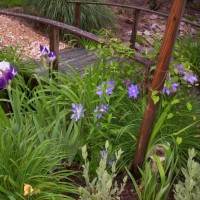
[0, 1, 199, 74]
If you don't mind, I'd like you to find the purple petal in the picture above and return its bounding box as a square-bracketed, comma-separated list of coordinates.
[0, 77, 7, 89]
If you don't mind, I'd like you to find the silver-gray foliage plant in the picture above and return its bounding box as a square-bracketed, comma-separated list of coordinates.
[79, 140, 127, 200]
[174, 148, 200, 200]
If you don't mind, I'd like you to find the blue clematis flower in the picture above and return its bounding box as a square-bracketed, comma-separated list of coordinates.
[70, 103, 85, 122]
[128, 84, 139, 99]
[183, 72, 198, 85]
[94, 104, 108, 118]
[96, 81, 115, 96]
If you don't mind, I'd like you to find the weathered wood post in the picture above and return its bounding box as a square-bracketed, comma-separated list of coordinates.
[74, 3, 81, 28]
[132, 0, 186, 177]
[130, 9, 140, 48]
[50, 26, 59, 71]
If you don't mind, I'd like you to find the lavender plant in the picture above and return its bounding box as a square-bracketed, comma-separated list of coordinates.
[79, 141, 127, 200]
[174, 148, 200, 200]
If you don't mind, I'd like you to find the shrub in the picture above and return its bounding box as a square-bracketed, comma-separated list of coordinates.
[174, 148, 200, 200]
[23, 0, 116, 33]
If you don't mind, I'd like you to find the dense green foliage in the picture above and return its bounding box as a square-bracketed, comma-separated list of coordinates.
[23, 0, 116, 33]
[0, 0, 22, 8]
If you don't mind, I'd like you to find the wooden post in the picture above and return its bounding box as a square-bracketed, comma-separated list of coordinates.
[74, 3, 81, 28]
[132, 0, 186, 177]
[130, 9, 140, 48]
[50, 26, 59, 71]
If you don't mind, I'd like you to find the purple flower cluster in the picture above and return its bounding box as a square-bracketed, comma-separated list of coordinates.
[96, 81, 115, 96]
[173, 64, 198, 85]
[94, 104, 108, 119]
[70, 103, 85, 122]
[163, 82, 179, 95]
[183, 72, 198, 85]
[39, 45, 56, 63]
[0, 61, 18, 89]
[100, 150, 114, 166]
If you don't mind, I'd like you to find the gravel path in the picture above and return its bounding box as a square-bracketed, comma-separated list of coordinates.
[0, 8, 67, 60]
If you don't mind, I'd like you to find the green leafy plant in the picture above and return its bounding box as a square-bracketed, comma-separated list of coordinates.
[23, 0, 116, 33]
[79, 140, 127, 200]
[174, 148, 200, 200]
[0, 107, 77, 199]
[126, 145, 178, 200]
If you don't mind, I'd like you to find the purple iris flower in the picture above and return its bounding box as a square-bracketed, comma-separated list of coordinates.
[0, 72, 7, 89]
[0, 61, 18, 89]
[3, 65, 18, 81]
[94, 104, 108, 118]
[173, 64, 185, 75]
[163, 82, 179, 95]
[70, 103, 85, 122]
[48, 52, 56, 63]
[96, 81, 115, 96]
[183, 72, 198, 85]
[128, 84, 139, 99]
[39, 45, 49, 56]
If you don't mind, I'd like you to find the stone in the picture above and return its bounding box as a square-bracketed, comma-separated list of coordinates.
[150, 23, 157, 31]
[191, 28, 197, 34]
[143, 30, 151, 36]
[179, 25, 184, 31]
[149, 14, 158, 20]
[134, 42, 141, 50]
[146, 38, 154, 45]
[126, 31, 132, 36]
[137, 31, 143, 35]
[125, 18, 133, 24]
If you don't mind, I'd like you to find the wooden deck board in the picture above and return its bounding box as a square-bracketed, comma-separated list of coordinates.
[32, 47, 154, 76]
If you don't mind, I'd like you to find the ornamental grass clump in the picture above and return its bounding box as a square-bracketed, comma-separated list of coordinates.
[23, 0, 116, 32]
[79, 141, 127, 200]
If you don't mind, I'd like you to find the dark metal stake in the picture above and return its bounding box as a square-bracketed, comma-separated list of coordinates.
[50, 26, 59, 71]
[132, 0, 186, 177]
[130, 9, 140, 48]
[74, 3, 81, 28]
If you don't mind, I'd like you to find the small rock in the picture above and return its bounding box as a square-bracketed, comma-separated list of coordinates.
[179, 31, 184, 36]
[146, 38, 154, 45]
[143, 30, 151, 36]
[149, 14, 158, 20]
[158, 25, 166, 31]
[181, 22, 185, 26]
[139, 46, 146, 54]
[130, 189, 134, 193]
[150, 23, 157, 31]
[179, 25, 184, 31]
[137, 31, 143, 35]
[191, 28, 197, 34]
[126, 31, 132, 36]
[134, 42, 140, 50]
[125, 18, 133, 24]
[146, 47, 154, 54]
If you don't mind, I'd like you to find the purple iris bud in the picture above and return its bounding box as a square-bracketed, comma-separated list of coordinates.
[70, 103, 85, 122]
[173, 64, 185, 75]
[39, 45, 49, 56]
[48, 52, 56, 63]
[128, 84, 139, 99]
[163, 82, 179, 95]
[96, 81, 115, 96]
[94, 104, 108, 118]
[183, 72, 198, 85]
